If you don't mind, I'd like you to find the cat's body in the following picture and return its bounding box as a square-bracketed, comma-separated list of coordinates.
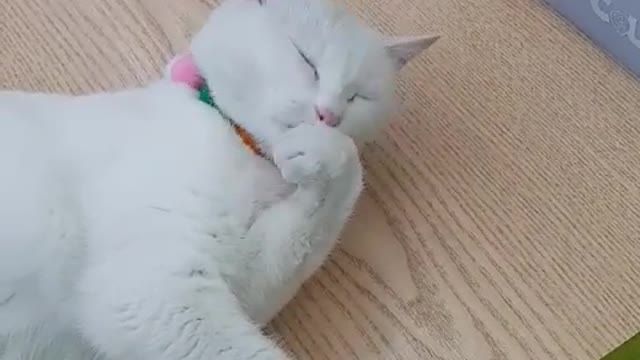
[0, 81, 344, 360]
[0, 0, 437, 359]
[0, 82, 298, 326]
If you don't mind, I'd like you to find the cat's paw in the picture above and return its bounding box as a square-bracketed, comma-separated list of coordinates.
[273, 123, 358, 185]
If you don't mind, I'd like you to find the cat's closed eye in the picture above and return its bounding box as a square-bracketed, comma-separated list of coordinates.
[293, 43, 319, 81]
[347, 93, 370, 103]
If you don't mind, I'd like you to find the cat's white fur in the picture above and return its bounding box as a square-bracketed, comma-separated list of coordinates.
[0, 0, 437, 358]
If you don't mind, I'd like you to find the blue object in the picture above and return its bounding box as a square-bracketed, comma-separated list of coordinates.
[546, 0, 640, 77]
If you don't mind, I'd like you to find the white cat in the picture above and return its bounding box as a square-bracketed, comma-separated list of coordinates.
[0, 0, 437, 359]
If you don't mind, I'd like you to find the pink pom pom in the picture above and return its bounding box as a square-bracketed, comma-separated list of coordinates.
[168, 53, 203, 90]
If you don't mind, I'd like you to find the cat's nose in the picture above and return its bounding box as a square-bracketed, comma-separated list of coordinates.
[315, 107, 339, 127]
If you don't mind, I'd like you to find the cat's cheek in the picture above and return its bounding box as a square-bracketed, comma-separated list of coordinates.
[341, 101, 388, 141]
[275, 101, 317, 130]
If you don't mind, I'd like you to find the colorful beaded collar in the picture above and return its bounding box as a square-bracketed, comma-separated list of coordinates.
[167, 53, 262, 157]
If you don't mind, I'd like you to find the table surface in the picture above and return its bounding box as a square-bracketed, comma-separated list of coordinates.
[1, 0, 639, 359]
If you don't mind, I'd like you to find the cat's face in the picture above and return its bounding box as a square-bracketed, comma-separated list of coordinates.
[191, 0, 437, 147]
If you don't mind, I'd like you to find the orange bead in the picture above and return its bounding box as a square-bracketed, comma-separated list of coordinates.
[233, 124, 262, 156]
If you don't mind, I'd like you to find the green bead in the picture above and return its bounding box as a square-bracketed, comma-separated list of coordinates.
[198, 83, 214, 106]
[197, 82, 233, 123]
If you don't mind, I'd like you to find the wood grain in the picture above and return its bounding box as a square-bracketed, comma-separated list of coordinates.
[2, 0, 640, 359]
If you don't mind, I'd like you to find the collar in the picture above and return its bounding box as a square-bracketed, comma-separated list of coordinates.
[168, 53, 263, 157]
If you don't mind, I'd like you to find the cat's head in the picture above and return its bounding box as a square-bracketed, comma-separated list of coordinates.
[191, 0, 438, 150]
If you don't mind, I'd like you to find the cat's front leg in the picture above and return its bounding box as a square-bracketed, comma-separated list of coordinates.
[242, 123, 363, 322]
[76, 247, 290, 360]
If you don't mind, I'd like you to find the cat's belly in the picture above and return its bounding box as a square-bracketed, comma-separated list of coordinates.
[0, 171, 84, 333]
[0, 96, 86, 334]
[0, 212, 84, 335]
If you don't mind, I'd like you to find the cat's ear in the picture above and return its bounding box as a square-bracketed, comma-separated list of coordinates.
[385, 34, 440, 70]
